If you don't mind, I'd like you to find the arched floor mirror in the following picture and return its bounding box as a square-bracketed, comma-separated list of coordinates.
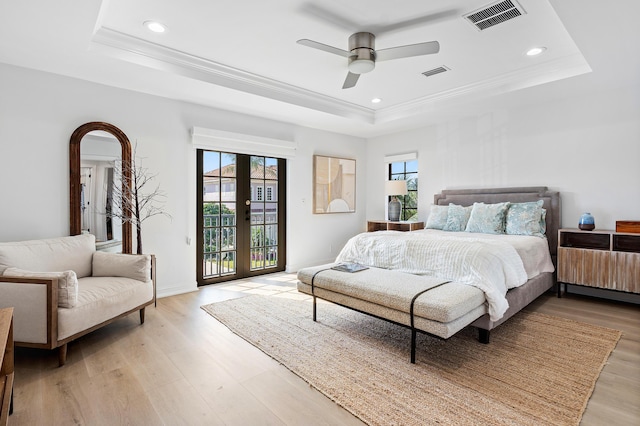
[70, 122, 133, 254]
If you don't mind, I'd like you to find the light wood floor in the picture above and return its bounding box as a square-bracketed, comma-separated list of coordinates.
[8, 273, 640, 425]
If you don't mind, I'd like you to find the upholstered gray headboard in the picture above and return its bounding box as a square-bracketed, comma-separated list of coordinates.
[433, 187, 561, 264]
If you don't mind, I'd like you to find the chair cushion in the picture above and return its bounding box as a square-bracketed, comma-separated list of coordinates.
[57, 276, 153, 340]
[3, 267, 79, 308]
[0, 234, 95, 278]
[92, 252, 151, 282]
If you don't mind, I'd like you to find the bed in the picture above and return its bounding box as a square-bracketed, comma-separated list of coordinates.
[296, 187, 560, 363]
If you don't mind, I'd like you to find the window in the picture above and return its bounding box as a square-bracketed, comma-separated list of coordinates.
[257, 186, 263, 201]
[266, 186, 273, 201]
[388, 160, 418, 221]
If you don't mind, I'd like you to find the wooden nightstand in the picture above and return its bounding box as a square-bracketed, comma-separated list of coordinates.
[367, 220, 424, 232]
[557, 228, 640, 296]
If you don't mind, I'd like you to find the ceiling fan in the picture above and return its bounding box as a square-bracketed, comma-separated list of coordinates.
[297, 32, 440, 89]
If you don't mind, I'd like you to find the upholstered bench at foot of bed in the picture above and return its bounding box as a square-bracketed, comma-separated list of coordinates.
[297, 264, 489, 362]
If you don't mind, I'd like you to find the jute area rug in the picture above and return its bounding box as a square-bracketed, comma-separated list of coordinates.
[202, 295, 621, 426]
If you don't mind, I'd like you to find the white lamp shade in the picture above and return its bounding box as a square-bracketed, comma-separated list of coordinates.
[385, 180, 408, 196]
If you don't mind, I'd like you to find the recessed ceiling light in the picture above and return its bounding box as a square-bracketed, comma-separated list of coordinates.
[526, 47, 546, 56]
[371, 98, 382, 104]
[144, 21, 166, 33]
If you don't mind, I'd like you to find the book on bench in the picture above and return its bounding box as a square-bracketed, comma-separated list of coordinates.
[331, 262, 369, 273]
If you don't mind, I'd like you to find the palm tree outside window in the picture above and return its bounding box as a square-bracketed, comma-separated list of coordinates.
[388, 160, 418, 221]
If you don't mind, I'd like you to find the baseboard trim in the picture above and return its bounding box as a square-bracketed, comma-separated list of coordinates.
[157, 282, 198, 299]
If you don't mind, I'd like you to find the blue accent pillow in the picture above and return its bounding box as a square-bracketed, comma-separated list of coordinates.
[465, 202, 510, 234]
[426, 205, 449, 230]
[443, 204, 472, 232]
[505, 200, 545, 237]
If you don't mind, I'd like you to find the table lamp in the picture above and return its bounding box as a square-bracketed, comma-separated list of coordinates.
[385, 180, 408, 222]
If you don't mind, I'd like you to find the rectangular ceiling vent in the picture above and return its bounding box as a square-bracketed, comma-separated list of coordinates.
[464, 0, 526, 31]
[422, 66, 450, 78]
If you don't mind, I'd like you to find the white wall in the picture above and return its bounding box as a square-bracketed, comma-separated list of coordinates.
[2, 45, 638, 298]
[0, 63, 366, 296]
[365, 79, 640, 231]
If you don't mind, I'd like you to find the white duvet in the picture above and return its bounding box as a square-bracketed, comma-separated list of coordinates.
[335, 229, 554, 321]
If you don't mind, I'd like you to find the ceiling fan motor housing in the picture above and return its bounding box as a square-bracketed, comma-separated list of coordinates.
[348, 32, 376, 74]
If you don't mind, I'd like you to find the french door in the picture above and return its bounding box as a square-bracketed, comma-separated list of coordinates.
[196, 150, 286, 285]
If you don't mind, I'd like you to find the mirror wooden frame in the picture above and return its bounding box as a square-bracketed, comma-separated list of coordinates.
[69, 122, 133, 254]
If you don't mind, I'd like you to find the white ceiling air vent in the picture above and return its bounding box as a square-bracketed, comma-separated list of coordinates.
[422, 66, 450, 78]
[464, 0, 526, 31]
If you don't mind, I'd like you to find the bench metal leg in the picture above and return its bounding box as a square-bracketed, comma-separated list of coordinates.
[313, 295, 317, 322]
[410, 329, 417, 364]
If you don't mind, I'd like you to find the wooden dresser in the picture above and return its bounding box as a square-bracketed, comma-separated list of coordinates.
[558, 229, 640, 295]
[0, 307, 14, 425]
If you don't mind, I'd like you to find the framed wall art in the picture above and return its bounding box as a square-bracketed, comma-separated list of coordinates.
[313, 154, 356, 214]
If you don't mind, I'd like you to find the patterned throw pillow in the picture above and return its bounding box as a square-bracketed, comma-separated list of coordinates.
[443, 204, 472, 232]
[465, 202, 510, 234]
[505, 200, 545, 237]
[425, 204, 449, 230]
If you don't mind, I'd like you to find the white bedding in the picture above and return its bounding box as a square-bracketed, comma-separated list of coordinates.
[335, 229, 554, 321]
[417, 229, 555, 279]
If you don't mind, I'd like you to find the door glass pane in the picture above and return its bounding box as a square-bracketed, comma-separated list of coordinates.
[204, 151, 220, 176]
[221, 227, 235, 251]
[265, 182, 277, 201]
[265, 203, 277, 223]
[251, 225, 264, 248]
[265, 157, 277, 179]
[251, 248, 264, 270]
[251, 198, 265, 224]
[265, 224, 278, 246]
[265, 246, 277, 267]
[252, 179, 264, 201]
[222, 251, 235, 274]
[251, 156, 265, 177]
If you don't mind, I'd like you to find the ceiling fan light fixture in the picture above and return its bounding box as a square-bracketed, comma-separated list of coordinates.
[348, 58, 375, 74]
[348, 47, 376, 74]
[144, 21, 166, 33]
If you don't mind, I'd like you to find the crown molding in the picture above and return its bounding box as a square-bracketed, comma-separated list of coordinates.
[91, 27, 375, 124]
[375, 53, 591, 124]
[91, 27, 590, 129]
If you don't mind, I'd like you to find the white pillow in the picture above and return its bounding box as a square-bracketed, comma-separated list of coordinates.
[3, 267, 78, 308]
[92, 251, 151, 282]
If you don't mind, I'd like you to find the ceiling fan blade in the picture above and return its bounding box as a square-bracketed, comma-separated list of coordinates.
[376, 41, 440, 62]
[297, 39, 350, 58]
[374, 9, 460, 35]
[298, 4, 359, 33]
[342, 72, 360, 89]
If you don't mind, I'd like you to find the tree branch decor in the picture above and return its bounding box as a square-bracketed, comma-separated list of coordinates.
[108, 144, 171, 254]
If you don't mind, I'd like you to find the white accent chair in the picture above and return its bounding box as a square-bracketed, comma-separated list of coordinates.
[0, 234, 155, 366]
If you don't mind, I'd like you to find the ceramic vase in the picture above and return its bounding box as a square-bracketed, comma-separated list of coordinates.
[388, 198, 401, 222]
[578, 212, 595, 231]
